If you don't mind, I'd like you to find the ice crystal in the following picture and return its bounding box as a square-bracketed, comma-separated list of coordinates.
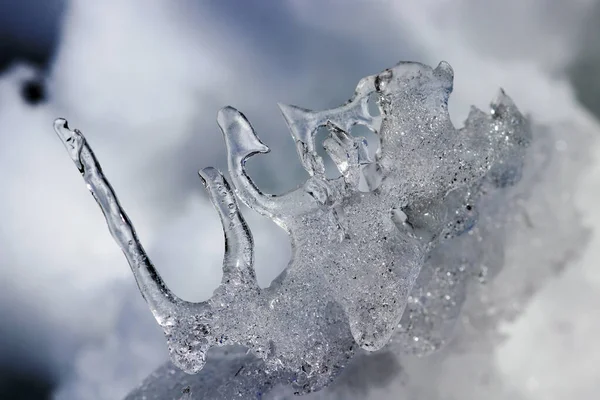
[54, 61, 530, 393]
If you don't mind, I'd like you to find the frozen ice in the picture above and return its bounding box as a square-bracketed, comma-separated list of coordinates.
[125, 346, 401, 400]
[124, 117, 592, 400]
[54, 60, 530, 393]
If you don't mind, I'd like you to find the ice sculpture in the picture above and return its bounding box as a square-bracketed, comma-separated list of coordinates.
[54, 61, 530, 393]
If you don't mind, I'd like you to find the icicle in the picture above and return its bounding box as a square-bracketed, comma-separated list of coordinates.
[53, 119, 185, 325]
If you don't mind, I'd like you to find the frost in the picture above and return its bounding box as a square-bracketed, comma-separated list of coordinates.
[54, 61, 530, 393]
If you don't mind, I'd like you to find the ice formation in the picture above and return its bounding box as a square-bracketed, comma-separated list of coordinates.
[54, 61, 530, 393]
[126, 345, 402, 400]
[124, 120, 591, 400]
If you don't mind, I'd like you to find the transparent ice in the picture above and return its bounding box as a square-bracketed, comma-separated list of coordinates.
[54, 61, 530, 394]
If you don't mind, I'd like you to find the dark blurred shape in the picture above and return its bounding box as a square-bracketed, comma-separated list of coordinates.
[0, 0, 65, 396]
[0, 0, 65, 72]
[21, 78, 45, 104]
[0, 367, 55, 400]
[0, 315, 60, 400]
[568, 0, 600, 119]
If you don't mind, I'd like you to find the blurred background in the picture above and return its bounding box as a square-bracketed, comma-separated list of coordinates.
[0, 0, 599, 399]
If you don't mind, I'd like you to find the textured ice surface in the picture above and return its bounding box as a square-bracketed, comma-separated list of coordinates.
[54, 61, 530, 393]
[125, 346, 400, 400]
[125, 119, 591, 400]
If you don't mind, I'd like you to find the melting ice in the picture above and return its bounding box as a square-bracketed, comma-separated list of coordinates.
[54, 61, 530, 393]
